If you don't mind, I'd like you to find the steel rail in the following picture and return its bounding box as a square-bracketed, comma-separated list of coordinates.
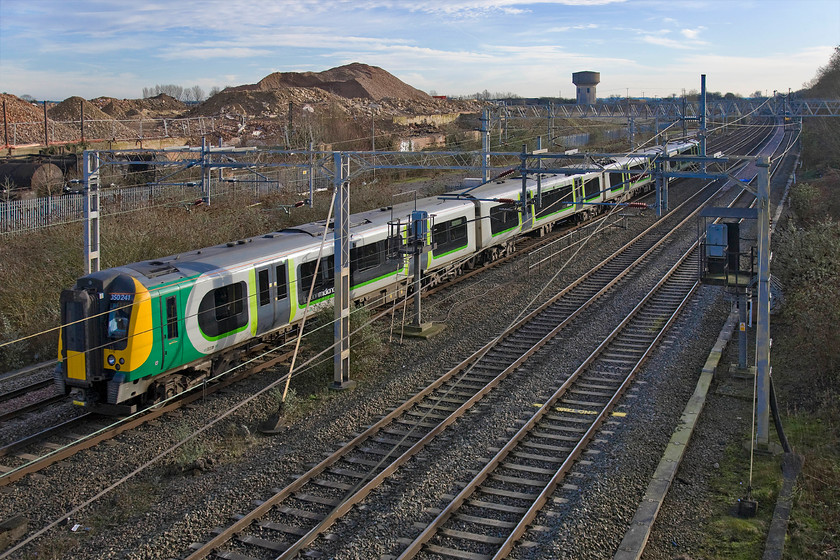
[0, 360, 55, 383]
[398, 232, 701, 560]
[0, 348, 294, 486]
[0, 379, 53, 405]
[0, 413, 92, 459]
[0, 392, 65, 424]
[182, 128, 771, 560]
[398, 134, 773, 559]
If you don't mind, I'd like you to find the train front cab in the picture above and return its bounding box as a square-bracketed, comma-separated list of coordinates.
[59, 271, 155, 413]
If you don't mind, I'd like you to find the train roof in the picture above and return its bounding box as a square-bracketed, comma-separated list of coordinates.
[458, 171, 591, 202]
[102, 191, 473, 289]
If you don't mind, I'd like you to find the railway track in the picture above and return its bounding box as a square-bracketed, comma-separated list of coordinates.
[0, 345, 295, 486]
[0, 378, 59, 421]
[398, 166, 767, 560]
[398, 225, 702, 559]
[180, 131, 769, 559]
[0, 124, 771, 488]
[0, 123, 783, 560]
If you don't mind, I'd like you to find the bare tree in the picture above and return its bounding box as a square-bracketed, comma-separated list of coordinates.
[190, 85, 205, 102]
[150, 84, 185, 100]
[208, 86, 221, 97]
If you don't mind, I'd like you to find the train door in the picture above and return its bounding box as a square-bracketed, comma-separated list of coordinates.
[160, 292, 182, 372]
[274, 262, 291, 327]
[256, 267, 275, 334]
[574, 177, 583, 211]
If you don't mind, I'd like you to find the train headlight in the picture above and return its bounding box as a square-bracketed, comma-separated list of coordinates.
[107, 355, 116, 366]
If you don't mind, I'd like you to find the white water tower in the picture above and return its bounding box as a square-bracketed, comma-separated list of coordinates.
[572, 71, 600, 104]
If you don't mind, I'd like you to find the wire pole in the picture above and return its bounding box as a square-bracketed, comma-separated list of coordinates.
[755, 156, 772, 446]
[83, 151, 101, 274]
[481, 109, 489, 182]
[333, 152, 355, 389]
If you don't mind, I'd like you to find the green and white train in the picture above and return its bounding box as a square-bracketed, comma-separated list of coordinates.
[58, 140, 698, 413]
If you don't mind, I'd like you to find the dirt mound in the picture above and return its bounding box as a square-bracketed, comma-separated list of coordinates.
[90, 97, 139, 119]
[1, 93, 45, 123]
[92, 94, 187, 120]
[232, 62, 431, 102]
[190, 88, 338, 120]
[48, 96, 135, 139]
[193, 85, 483, 121]
[142, 93, 186, 112]
[49, 96, 112, 122]
[0, 93, 77, 146]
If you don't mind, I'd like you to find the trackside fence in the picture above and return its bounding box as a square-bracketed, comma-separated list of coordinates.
[0, 173, 331, 234]
[2, 116, 230, 148]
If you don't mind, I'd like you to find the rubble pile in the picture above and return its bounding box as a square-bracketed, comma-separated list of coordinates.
[48, 96, 136, 140]
[232, 62, 432, 102]
[3, 63, 489, 148]
[0, 94, 76, 145]
[91, 93, 186, 120]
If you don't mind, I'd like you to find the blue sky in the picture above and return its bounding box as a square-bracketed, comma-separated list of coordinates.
[1, 0, 837, 101]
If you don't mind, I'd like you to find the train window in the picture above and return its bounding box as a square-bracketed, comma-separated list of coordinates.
[452, 217, 468, 242]
[433, 222, 448, 247]
[351, 242, 381, 272]
[258, 269, 270, 306]
[609, 172, 626, 192]
[299, 256, 335, 302]
[165, 296, 178, 339]
[536, 185, 573, 218]
[583, 178, 601, 199]
[198, 282, 248, 338]
[107, 303, 130, 339]
[388, 233, 403, 257]
[64, 301, 86, 353]
[350, 239, 400, 287]
[628, 163, 648, 185]
[276, 263, 288, 300]
[490, 204, 519, 234]
[433, 216, 469, 256]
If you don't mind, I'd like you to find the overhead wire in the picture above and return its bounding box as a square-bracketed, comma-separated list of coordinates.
[4, 117, 784, 556]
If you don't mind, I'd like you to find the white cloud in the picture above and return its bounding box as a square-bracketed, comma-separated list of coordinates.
[642, 24, 707, 50]
[642, 35, 694, 50]
[403, 0, 626, 16]
[681, 27, 705, 40]
[161, 47, 274, 60]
